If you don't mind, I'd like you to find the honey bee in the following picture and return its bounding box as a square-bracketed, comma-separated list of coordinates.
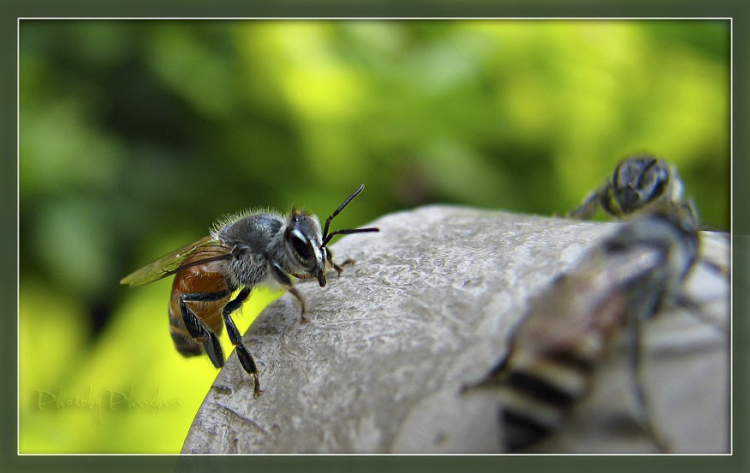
[568, 154, 699, 230]
[463, 211, 700, 452]
[120, 185, 379, 396]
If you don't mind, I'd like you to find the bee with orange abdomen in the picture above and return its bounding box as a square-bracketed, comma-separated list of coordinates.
[121, 185, 379, 396]
[463, 211, 700, 452]
[166, 245, 232, 370]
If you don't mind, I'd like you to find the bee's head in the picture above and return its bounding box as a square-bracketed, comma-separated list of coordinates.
[285, 185, 380, 288]
[612, 155, 681, 214]
[284, 208, 327, 286]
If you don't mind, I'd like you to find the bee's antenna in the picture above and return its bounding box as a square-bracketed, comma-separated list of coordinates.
[323, 227, 380, 246]
[322, 184, 379, 247]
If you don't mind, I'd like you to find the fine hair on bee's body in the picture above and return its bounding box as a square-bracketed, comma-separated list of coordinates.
[463, 211, 699, 452]
[569, 154, 699, 227]
[121, 185, 379, 396]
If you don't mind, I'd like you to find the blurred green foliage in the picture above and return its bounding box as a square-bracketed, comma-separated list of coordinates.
[19, 20, 729, 453]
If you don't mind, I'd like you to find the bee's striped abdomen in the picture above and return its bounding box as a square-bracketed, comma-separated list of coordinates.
[499, 346, 595, 451]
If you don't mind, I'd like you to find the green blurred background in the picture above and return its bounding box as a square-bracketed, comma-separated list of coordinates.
[19, 19, 729, 453]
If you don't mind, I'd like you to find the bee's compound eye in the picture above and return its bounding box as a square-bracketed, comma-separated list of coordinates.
[291, 233, 314, 262]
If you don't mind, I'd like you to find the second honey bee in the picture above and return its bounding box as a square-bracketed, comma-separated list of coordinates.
[568, 154, 699, 230]
[463, 210, 700, 452]
[120, 185, 379, 396]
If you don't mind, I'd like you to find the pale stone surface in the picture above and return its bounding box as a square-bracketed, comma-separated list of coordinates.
[181, 205, 730, 454]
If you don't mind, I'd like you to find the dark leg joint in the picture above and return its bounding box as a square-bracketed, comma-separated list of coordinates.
[222, 287, 252, 346]
[203, 331, 225, 369]
[180, 297, 225, 368]
[236, 345, 262, 397]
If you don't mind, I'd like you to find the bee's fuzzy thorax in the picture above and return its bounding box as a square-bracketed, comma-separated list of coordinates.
[210, 207, 279, 239]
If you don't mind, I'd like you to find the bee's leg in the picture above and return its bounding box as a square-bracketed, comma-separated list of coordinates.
[269, 260, 309, 322]
[568, 187, 604, 220]
[220, 287, 262, 397]
[326, 249, 354, 276]
[180, 290, 231, 369]
[627, 308, 671, 453]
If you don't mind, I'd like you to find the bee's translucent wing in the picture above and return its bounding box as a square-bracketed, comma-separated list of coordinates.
[120, 235, 231, 287]
[518, 246, 663, 352]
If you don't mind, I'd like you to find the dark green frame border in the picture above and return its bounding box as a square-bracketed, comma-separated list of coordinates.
[4, 1, 748, 473]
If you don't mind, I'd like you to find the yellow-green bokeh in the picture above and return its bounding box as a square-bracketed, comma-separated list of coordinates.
[20, 279, 280, 453]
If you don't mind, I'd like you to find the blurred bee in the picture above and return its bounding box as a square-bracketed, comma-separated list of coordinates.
[120, 185, 379, 396]
[463, 211, 700, 452]
[568, 154, 699, 230]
